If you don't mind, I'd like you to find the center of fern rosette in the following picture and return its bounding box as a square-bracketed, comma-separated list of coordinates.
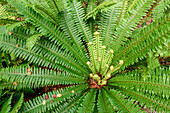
[87, 31, 124, 89]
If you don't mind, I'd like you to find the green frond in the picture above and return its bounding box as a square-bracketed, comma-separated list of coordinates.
[52, 90, 86, 113]
[0, 26, 6, 34]
[116, 0, 127, 26]
[0, 92, 14, 113]
[0, 66, 86, 89]
[0, 3, 18, 19]
[32, 0, 65, 23]
[0, 1, 169, 112]
[152, 0, 168, 21]
[113, 86, 170, 112]
[0, 80, 39, 90]
[97, 89, 115, 113]
[86, 0, 97, 14]
[112, 0, 155, 51]
[98, 1, 123, 49]
[153, 38, 170, 58]
[1, 26, 89, 75]
[84, 0, 116, 20]
[126, 0, 143, 12]
[69, 0, 93, 42]
[11, 92, 24, 113]
[0, 19, 17, 25]
[86, 0, 97, 33]
[36, 0, 64, 13]
[31, 38, 89, 75]
[33, 4, 58, 23]
[0, 26, 31, 39]
[0, 34, 86, 76]
[147, 51, 160, 69]
[104, 88, 140, 113]
[109, 67, 170, 99]
[6, 2, 89, 68]
[26, 33, 42, 51]
[78, 89, 97, 113]
[112, 14, 169, 70]
[58, 8, 88, 61]
[6, 21, 28, 33]
[20, 84, 88, 113]
[0, 89, 10, 98]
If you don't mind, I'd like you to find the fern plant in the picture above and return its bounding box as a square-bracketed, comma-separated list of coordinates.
[0, 0, 169, 112]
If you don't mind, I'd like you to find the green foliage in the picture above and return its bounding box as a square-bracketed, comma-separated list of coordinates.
[0, 0, 169, 112]
[0, 92, 24, 113]
[84, 0, 116, 20]
[11, 92, 24, 113]
[0, 92, 14, 113]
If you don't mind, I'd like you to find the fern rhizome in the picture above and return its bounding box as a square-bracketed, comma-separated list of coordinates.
[0, 0, 169, 113]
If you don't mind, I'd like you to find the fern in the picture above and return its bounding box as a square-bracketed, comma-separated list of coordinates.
[84, 0, 116, 20]
[11, 92, 24, 113]
[0, 0, 169, 112]
[0, 92, 14, 113]
[20, 85, 88, 112]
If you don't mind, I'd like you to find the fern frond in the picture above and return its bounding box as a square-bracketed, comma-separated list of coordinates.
[86, 0, 97, 33]
[1, 26, 89, 75]
[6, 21, 28, 33]
[147, 51, 160, 69]
[26, 33, 42, 51]
[111, 0, 155, 51]
[113, 86, 170, 112]
[0, 26, 6, 34]
[152, 0, 167, 21]
[31, 0, 65, 23]
[6, 2, 89, 68]
[58, 8, 88, 61]
[116, 0, 127, 26]
[0, 19, 17, 25]
[109, 67, 170, 99]
[78, 88, 97, 113]
[86, 0, 97, 14]
[0, 92, 14, 113]
[84, 0, 116, 20]
[0, 3, 18, 19]
[11, 92, 24, 113]
[0, 35, 84, 76]
[69, 0, 93, 42]
[112, 14, 169, 70]
[0, 80, 39, 90]
[33, 4, 58, 23]
[0, 66, 86, 89]
[31, 38, 89, 75]
[127, 0, 142, 12]
[98, 1, 123, 49]
[53, 90, 87, 113]
[97, 89, 115, 113]
[20, 84, 88, 113]
[104, 88, 140, 113]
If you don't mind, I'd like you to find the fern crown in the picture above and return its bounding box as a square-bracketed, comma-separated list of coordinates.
[0, 0, 169, 113]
